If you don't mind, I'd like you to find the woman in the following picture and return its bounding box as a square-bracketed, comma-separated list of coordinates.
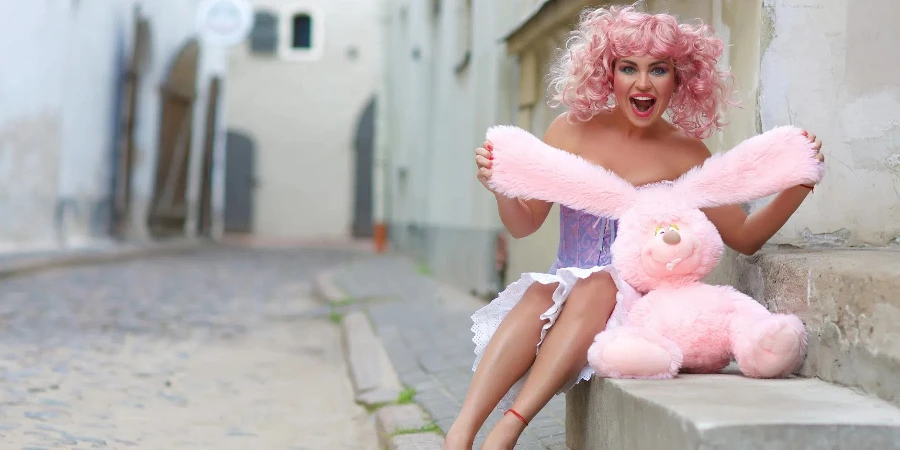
[444, 5, 824, 450]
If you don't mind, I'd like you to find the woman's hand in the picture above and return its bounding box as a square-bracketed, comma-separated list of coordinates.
[802, 130, 824, 163]
[800, 130, 824, 190]
[475, 140, 495, 192]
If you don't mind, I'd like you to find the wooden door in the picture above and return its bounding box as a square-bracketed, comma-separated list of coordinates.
[148, 39, 199, 236]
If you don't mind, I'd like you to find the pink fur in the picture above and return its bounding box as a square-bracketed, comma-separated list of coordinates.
[547, 4, 735, 139]
[673, 126, 825, 208]
[486, 124, 823, 380]
[486, 125, 636, 218]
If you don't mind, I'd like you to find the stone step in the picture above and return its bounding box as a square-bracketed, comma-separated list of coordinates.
[565, 366, 900, 450]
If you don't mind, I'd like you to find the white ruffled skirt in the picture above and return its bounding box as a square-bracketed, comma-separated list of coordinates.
[470, 265, 641, 410]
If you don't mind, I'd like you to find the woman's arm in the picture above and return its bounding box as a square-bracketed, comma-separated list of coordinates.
[686, 132, 824, 255]
[493, 195, 552, 239]
[702, 186, 813, 255]
[479, 115, 574, 239]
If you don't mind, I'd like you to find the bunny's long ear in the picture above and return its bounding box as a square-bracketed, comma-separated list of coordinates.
[672, 126, 824, 209]
[485, 125, 636, 218]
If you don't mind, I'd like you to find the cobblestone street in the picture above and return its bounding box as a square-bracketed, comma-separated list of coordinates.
[0, 247, 377, 449]
[331, 255, 567, 450]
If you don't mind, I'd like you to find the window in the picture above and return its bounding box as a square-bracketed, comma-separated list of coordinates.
[249, 10, 278, 54]
[278, 6, 323, 60]
[292, 13, 312, 49]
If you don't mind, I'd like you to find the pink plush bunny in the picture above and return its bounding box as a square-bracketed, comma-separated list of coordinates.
[485, 125, 824, 380]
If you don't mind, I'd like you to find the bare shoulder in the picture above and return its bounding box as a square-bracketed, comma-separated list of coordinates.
[542, 112, 582, 154]
[665, 130, 713, 175]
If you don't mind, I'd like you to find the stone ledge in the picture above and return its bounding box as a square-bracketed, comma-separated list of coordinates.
[566, 366, 900, 450]
[732, 248, 900, 407]
[342, 310, 404, 406]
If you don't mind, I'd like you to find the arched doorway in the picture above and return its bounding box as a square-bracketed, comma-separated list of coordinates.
[352, 96, 376, 238]
[148, 38, 199, 237]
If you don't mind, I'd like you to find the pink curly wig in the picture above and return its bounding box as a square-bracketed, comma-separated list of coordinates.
[547, 4, 735, 140]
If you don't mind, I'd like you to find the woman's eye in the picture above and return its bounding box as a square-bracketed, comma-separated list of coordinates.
[620, 66, 636, 74]
[651, 67, 668, 76]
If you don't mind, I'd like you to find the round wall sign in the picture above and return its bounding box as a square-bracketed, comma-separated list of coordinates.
[196, 0, 255, 47]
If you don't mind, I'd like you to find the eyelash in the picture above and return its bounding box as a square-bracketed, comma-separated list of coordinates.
[619, 66, 669, 76]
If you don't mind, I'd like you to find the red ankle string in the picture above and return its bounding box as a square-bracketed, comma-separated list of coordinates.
[505, 408, 529, 426]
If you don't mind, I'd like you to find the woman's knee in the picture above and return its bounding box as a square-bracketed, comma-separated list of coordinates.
[566, 271, 617, 316]
[514, 282, 556, 314]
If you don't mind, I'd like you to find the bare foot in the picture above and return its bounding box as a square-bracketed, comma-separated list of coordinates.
[481, 413, 526, 450]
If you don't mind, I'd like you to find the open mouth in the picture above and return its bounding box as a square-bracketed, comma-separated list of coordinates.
[629, 94, 657, 118]
[648, 249, 695, 273]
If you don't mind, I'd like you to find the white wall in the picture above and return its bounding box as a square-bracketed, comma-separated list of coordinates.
[378, 0, 520, 294]
[226, 0, 381, 239]
[0, 0, 227, 251]
[755, 0, 900, 247]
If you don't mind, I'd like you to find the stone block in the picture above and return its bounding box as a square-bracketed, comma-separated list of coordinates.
[733, 248, 900, 406]
[566, 367, 900, 450]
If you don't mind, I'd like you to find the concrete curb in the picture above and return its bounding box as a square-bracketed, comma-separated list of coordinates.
[0, 238, 208, 280]
[314, 267, 445, 450]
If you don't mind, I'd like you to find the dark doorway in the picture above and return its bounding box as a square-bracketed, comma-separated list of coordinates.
[352, 96, 376, 238]
[224, 130, 256, 233]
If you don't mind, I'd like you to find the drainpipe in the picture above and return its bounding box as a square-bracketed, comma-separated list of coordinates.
[372, 1, 391, 253]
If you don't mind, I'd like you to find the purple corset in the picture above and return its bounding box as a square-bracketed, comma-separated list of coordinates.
[548, 205, 617, 274]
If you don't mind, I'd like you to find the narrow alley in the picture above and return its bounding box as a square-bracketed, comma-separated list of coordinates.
[0, 247, 377, 449]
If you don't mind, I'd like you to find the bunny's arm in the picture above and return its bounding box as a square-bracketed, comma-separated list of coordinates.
[485, 125, 636, 219]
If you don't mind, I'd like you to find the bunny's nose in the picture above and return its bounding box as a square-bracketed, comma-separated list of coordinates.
[663, 230, 681, 245]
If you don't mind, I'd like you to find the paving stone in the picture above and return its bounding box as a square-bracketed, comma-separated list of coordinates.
[0, 246, 376, 448]
[388, 432, 444, 449]
[376, 404, 433, 435]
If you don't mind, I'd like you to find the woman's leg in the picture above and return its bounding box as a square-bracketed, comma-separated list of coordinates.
[443, 282, 557, 450]
[481, 271, 618, 449]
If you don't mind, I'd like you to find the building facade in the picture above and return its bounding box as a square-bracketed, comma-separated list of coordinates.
[0, 0, 229, 251]
[375, 0, 524, 297]
[224, 0, 382, 241]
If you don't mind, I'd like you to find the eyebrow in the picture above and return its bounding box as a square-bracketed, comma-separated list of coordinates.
[619, 59, 669, 67]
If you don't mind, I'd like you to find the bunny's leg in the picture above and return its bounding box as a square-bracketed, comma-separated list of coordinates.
[588, 326, 683, 379]
[729, 296, 807, 378]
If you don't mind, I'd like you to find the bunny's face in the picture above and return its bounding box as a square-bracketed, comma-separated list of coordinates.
[611, 199, 724, 293]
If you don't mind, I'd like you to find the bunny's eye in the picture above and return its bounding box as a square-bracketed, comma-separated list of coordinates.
[655, 224, 679, 236]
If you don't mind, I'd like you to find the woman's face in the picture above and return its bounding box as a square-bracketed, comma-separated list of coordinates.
[612, 55, 677, 129]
